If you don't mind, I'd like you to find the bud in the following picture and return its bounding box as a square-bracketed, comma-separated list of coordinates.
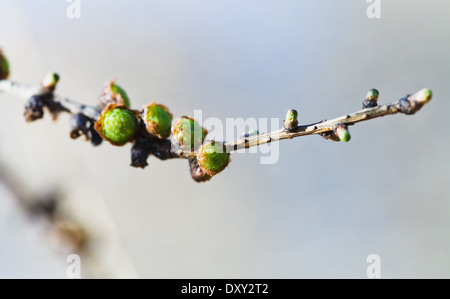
[24, 95, 45, 122]
[94, 104, 138, 146]
[410, 88, 432, 104]
[197, 141, 230, 176]
[363, 89, 379, 109]
[398, 88, 433, 115]
[142, 102, 173, 138]
[70, 113, 103, 146]
[0, 49, 10, 80]
[42, 73, 60, 93]
[366, 89, 379, 102]
[131, 141, 150, 168]
[335, 124, 351, 142]
[284, 109, 298, 131]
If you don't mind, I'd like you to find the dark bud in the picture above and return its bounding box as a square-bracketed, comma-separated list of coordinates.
[320, 131, 340, 142]
[70, 113, 89, 139]
[24, 95, 45, 122]
[131, 142, 150, 168]
[130, 119, 178, 167]
[130, 120, 152, 168]
[189, 157, 212, 183]
[398, 96, 414, 115]
[70, 113, 103, 146]
[88, 127, 103, 146]
[362, 89, 379, 109]
[362, 99, 378, 109]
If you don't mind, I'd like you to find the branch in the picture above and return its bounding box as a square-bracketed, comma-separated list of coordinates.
[0, 80, 101, 119]
[0, 48, 433, 182]
[0, 158, 87, 254]
[225, 88, 432, 151]
[0, 79, 432, 149]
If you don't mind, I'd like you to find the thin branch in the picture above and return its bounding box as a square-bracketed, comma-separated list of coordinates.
[0, 77, 432, 183]
[0, 79, 432, 154]
[0, 158, 87, 253]
[226, 99, 418, 151]
[0, 80, 101, 119]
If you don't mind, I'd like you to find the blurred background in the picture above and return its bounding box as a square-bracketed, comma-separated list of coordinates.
[0, 0, 449, 278]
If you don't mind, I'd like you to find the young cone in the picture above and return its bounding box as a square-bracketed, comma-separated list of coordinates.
[197, 141, 230, 176]
[142, 102, 173, 138]
[171, 116, 207, 151]
[94, 104, 139, 146]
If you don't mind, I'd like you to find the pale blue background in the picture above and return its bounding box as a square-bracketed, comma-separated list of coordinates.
[0, 0, 449, 278]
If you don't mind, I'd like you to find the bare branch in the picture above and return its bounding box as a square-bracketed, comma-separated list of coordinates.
[0, 80, 101, 119]
[0, 79, 432, 153]
[225, 88, 432, 151]
[0, 78, 432, 181]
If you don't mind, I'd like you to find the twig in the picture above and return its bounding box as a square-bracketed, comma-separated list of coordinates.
[0, 158, 86, 254]
[0, 79, 432, 150]
[0, 80, 101, 119]
[225, 93, 429, 151]
[0, 78, 432, 181]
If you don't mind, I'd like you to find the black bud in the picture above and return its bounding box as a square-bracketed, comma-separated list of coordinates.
[131, 142, 150, 168]
[362, 99, 378, 109]
[88, 127, 103, 146]
[320, 131, 340, 142]
[398, 96, 416, 115]
[70, 113, 89, 139]
[24, 95, 45, 122]
[70, 113, 103, 146]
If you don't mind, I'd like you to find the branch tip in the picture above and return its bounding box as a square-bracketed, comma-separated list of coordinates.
[411, 88, 432, 104]
[398, 88, 432, 115]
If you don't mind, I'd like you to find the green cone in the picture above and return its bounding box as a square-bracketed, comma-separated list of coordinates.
[95, 105, 138, 146]
[171, 117, 207, 151]
[143, 102, 173, 138]
[197, 141, 230, 176]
